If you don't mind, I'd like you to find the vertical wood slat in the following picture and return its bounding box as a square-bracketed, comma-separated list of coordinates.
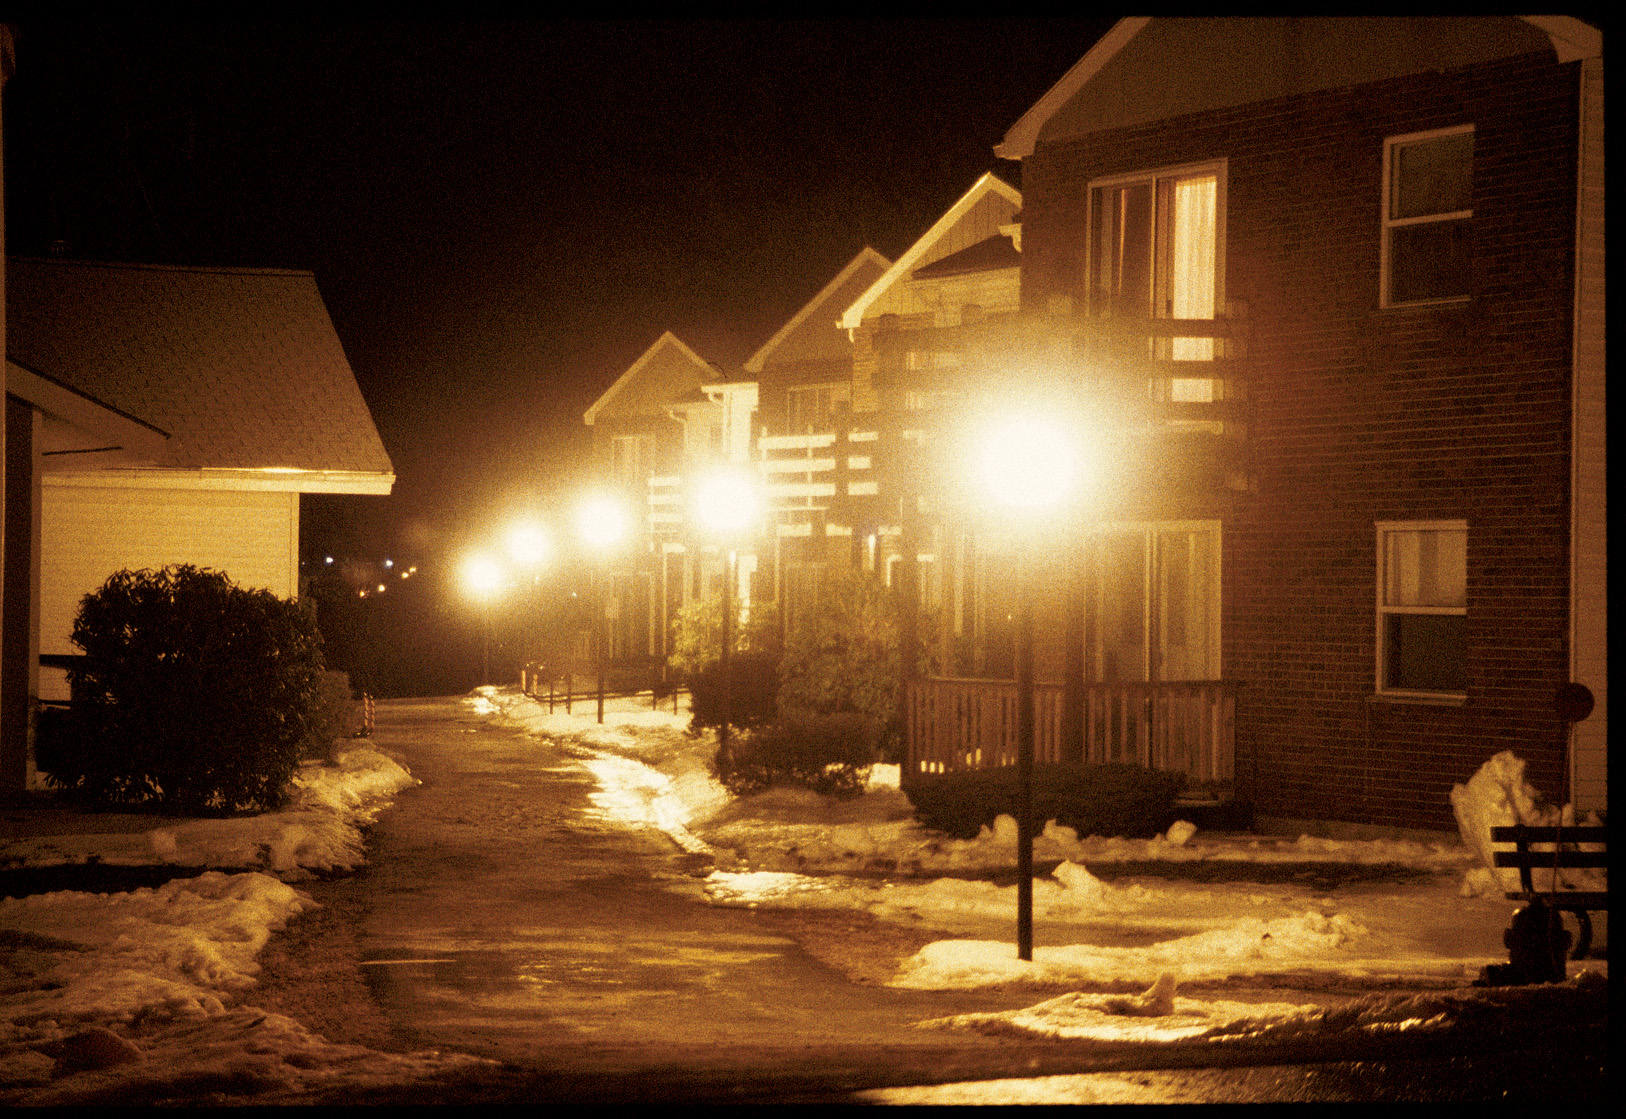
[906, 677, 1236, 784]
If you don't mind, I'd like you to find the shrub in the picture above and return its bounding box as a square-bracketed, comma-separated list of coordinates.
[904, 763, 1187, 840]
[40, 565, 325, 814]
[671, 594, 780, 735]
[715, 711, 878, 799]
[776, 568, 906, 760]
[667, 593, 778, 678]
[301, 671, 363, 762]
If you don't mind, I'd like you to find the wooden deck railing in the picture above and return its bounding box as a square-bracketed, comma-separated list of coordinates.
[906, 677, 1236, 785]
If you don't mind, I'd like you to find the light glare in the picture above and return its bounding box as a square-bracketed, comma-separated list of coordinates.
[577, 496, 631, 551]
[978, 414, 1080, 511]
[694, 470, 760, 534]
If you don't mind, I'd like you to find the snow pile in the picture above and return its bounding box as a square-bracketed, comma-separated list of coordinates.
[1, 871, 310, 1035]
[1, 745, 417, 879]
[891, 910, 1388, 991]
[919, 968, 1608, 1046]
[0, 739, 477, 1101]
[1450, 750, 1606, 897]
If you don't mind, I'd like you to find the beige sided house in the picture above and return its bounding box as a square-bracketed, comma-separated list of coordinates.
[3, 258, 394, 788]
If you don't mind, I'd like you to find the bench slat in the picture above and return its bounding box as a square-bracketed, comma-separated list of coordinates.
[1493, 851, 1609, 868]
[1490, 825, 1607, 843]
[1503, 891, 1608, 909]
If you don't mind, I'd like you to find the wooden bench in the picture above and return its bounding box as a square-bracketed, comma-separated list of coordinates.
[1492, 824, 1608, 959]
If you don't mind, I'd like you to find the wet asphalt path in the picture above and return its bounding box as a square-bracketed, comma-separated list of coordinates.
[317, 695, 1608, 1105]
[333, 696, 1091, 1101]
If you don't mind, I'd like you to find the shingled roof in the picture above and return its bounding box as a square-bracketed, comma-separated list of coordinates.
[6, 258, 393, 488]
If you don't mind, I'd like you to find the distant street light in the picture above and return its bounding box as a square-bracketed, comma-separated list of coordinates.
[694, 469, 761, 765]
[976, 407, 1084, 963]
[576, 494, 632, 723]
[461, 552, 507, 685]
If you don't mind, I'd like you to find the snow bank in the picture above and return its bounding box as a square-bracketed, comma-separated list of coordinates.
[1, 745, 417, 878]
[1, 871, 310, 1039]
[1450, 750, 1606, 897]
[918, 969, 1608, 1046]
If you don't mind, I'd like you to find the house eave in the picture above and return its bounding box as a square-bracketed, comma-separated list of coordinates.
[41, 467, 396, 495]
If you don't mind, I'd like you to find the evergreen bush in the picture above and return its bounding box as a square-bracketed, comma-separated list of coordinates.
[38, 565, 325, 813]
[904, 763, 1187, 840]
[776, 568, 906, 760]
[715, 711, 878, 798]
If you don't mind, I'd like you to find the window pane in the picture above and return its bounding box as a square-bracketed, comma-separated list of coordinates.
[1392, 132, 1473, 219]
[1389, 219, 1471, 303]
[1384, 613, 1466, 692]
[1166, 174, 1216, 361]
[1384, 528, 1466, 607]
[1092, 182, 1153, 318]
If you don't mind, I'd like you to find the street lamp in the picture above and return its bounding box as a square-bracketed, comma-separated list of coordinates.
[693, 469, 761, 765]
[460, 552, 507, 686]
[975, 408, 1084, 963]
[576, 495, 631, 723]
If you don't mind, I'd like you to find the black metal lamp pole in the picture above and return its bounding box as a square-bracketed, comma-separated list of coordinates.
[718, 548, 735, 764]
[1016, 558, 1036, 962]
[596, 562, 607, 724]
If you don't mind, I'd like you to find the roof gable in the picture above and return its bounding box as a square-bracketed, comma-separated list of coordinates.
[6, 258, 394, 489]
[743, 248, 890, 374]
[839, 173, 1021, 330]
[997, 17, 1597, 160]
[584, 331, 722, 425]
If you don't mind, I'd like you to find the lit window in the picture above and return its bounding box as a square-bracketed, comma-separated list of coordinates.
[1376, 521, 1467, 696]
[1089, 163, 1222, 361]
[1382, 127, 1473, 306]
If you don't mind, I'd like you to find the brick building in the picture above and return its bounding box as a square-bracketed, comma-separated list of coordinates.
[987, 17, 1605, 831]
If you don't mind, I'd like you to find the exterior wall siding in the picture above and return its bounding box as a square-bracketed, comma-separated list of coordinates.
[1021, 50, 1580, 830]
[39, 482, 299, 693]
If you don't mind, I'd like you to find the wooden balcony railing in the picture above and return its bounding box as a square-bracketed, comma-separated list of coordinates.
[905, 677, 1237, 786]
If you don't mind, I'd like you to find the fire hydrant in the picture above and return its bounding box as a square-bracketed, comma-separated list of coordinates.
[1478, 899, 1572, 986]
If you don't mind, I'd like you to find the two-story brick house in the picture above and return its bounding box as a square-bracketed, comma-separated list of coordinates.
[972, 16, 1605, 831]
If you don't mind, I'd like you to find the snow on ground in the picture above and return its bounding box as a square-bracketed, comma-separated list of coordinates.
[478, 688, 1606, 1044]
[0, 686, 1606, 1101]
[1, 743, 489, 1100]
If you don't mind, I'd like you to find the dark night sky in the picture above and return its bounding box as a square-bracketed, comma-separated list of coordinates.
[5, 19, 1118, 570]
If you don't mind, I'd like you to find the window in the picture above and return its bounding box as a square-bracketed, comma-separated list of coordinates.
[1088, 523, 1220, 683]
[1382, 127, 1473, 306]
[1376, 521, 1467, 696]
[611, 434, 653, 488]
[1089, 163, 1223, 362]
[786, 383, 850, 434]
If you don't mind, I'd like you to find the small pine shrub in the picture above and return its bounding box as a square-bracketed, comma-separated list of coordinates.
[905, 763, 1187, 840]
[688, 652, 780, 734]
[715, 711, 878, 799]
[40, 565, 325, 814]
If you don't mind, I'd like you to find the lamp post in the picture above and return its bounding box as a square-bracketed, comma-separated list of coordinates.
[577, 495, 631, 725]
[694, 469, 760, 765]
[976, 411, 1081, 963]
[460, 553, 507, 686]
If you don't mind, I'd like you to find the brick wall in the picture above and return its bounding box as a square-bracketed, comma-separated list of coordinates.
[1021, 51, 1580, 830]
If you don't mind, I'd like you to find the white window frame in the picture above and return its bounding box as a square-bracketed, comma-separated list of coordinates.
[1086, 159, 1227, 335]
[1375, 519, 1468, 701]
[1380, 125, 1474, 308]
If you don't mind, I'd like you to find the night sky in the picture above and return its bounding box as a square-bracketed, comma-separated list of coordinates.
[5, 19, 1117, 571]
